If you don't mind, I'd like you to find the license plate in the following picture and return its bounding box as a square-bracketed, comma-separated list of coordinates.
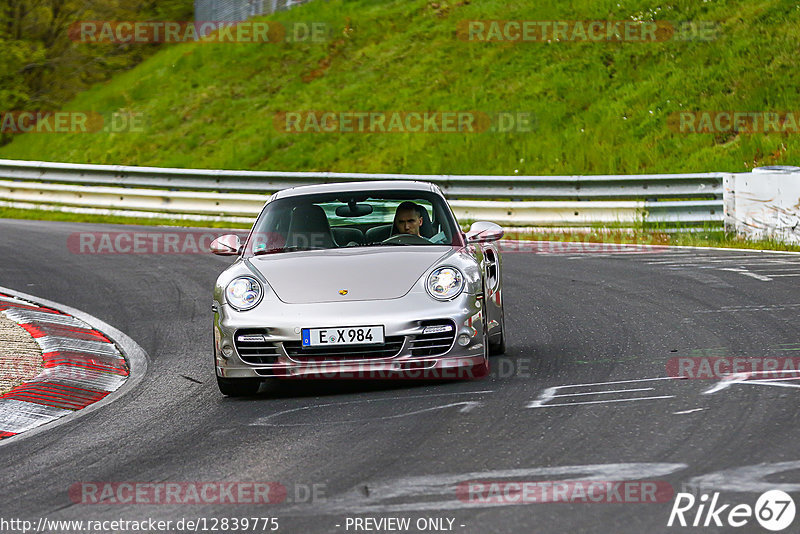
[302, 326, 384, 347]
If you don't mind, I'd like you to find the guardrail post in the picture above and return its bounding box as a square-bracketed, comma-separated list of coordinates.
[723, 173, 736, 234]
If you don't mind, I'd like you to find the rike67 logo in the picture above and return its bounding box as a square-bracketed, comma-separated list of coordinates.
[668, 490, 796, 531]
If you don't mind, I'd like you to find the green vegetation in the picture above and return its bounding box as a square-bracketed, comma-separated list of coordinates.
[0, 0, 192, 137]
[504, 228, 800, 252]
[669, 231, 800, 252]
[1, 0, 798, 175]
[0, 205, 249, 228]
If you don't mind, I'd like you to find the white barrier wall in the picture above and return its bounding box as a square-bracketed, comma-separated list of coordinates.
[724, 166, 800, 244]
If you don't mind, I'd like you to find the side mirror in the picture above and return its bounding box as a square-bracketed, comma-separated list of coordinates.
[466, 221, 504, 244]
[210, 234, 242, 256]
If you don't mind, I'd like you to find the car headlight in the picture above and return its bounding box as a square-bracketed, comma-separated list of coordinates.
[225, 276, 263, 311]
[426, 267, 464, 300]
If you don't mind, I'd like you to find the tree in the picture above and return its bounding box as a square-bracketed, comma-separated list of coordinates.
[0, 0, 193, 140]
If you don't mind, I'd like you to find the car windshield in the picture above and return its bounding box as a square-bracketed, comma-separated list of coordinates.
[244, 190, 460, 255]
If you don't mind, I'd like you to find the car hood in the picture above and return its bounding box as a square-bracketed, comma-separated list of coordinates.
[248, 246, 454, 304]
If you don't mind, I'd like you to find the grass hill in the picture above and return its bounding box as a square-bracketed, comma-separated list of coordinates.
[0, 0, 798, 175]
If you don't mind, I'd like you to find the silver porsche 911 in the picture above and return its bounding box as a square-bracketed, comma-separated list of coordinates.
[210, 180, 505, 396]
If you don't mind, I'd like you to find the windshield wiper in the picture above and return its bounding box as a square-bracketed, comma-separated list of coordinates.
[252, 246, 323, 256]
[361, 242, 415, 247]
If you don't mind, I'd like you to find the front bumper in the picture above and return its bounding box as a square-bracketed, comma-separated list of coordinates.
[214, 290, 488, 380]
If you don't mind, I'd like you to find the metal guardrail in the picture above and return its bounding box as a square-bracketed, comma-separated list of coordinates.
[0, 159, 725, 228]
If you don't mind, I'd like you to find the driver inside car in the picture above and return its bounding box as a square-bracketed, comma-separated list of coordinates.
[393, 201, 425, 237]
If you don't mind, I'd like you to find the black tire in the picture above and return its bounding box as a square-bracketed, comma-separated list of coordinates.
[471, 314, 491, 379]
[216, 376, 261, 397]
[489, 303, 506, 356]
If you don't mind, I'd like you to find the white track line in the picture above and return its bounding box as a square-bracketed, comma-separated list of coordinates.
[532, 395, 675, 408]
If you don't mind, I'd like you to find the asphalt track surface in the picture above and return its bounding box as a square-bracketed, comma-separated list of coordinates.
[2, 218, 800, 534]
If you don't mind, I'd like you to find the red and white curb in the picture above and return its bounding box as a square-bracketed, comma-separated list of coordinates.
[0, 293, 130, 439]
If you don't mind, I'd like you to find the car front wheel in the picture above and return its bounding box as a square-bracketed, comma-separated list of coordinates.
[216, 376, 261, 397]
[469, 311, 491, 378]
[489, 304, 506, 355]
